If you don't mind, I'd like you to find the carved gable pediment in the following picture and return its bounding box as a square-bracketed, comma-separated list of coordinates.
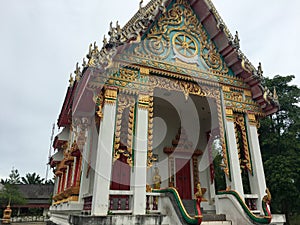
[125, 0, 231, 75]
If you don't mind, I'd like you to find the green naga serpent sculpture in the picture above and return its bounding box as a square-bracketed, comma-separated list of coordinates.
[217, 188, 272, 224]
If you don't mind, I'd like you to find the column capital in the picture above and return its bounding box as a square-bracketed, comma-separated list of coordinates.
[138, 94, 150, 109]
[247, 113, 258, 126]
[225, 108, 234, 121]
[104, 86, 118, 104]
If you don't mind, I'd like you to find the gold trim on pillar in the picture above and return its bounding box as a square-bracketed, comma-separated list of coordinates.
[104, 87, 118, 104]
[248, 113, 257, 126]
[94, 91, 104, 118]
[147, 95, 156, 168]
[217, 99, 230, 178]
[138, 94, 150, 109]
[225, 108, 234, 122]
[234, 114, 252, 174]
[113, 94, 136, 166]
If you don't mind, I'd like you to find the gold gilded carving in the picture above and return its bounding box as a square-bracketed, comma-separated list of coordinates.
[263, 188, 272, 203]
[231, 92, 243, 102]
[140, 67, 150, 75]
[87, 42, 100, 67]
[222, 86, 231, 92]
[133, 0, 228, 73]
[120, 68, 139, 81]
[147, 95, 156, 168]
[149, 76, 210, 99]
[244, 90, 252, 97]
[173, 32, 198, 58]
[241, 58, 254, 74]
[94, 92, 104, 118]
[138, 94, 150, 109]
[104, 87, 118, 104]
[216, 99, 230, 178]
[234, 114, 252, 174]
[113, 94, 136, 166]
[225, 108, 234, 122]
[248, 113, 257, 126]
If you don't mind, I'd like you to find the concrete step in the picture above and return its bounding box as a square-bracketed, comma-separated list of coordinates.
[181, 199, 226, 221]
[182, 199, 195, 216]
[202, 222, 231, 225]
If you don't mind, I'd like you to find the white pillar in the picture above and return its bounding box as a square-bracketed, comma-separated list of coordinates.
[78, 126, 91, 201]
[247, 122, 267, 210]
[64, 167, 69, 190]
[132, 104, 148, 215]
[54, 176, 59, 194]
[91, 99, 117, 215]
[225, 120, 244, 198]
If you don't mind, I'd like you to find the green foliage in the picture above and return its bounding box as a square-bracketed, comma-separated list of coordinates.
[0, 183, 26, 206]
[21, 172, 45, 184]
[44, 178, 55, 185]
[259, 75, 300, 224]
[2, 168, 22, 184]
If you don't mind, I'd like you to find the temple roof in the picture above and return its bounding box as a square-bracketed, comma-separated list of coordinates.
[72, 0, 279, 116]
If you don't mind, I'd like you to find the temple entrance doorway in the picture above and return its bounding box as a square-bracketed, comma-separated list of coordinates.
[175, 158, 192, 199]
[151, 87, 218, 203]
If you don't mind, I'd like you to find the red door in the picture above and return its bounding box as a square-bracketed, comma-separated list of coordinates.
[176, 158, 192, 199]
[111, 155, 131, 190]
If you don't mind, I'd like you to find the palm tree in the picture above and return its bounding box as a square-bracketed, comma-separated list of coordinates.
[21, 173, 45, 184]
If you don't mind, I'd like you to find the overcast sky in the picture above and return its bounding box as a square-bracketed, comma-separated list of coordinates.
[0, 0, 299, 180]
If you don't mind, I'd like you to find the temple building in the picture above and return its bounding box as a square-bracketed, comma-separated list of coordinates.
[48, 0, 285, 224]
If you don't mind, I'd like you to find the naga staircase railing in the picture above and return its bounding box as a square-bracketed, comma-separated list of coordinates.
[217, 189, 272, 224]
[152, 187, 203, 225]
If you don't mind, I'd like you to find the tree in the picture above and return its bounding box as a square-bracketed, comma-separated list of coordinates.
[0, 179, 9, 185]
[259, 75, 300, 225]
[6, 168, 21, 184]
[0, 183, 26, 206]
[21, 173, 45, 184]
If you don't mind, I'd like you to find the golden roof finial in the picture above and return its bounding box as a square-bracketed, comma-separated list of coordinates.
[103, 35, 108, 46]
[82, 58, 87, 68]
[116, 21, 122, 34]
[109, 21, 113, 36]
[139, 0, 144, 9]
[93, 41, 98, 51]
[233, 31, 240, 49]
[87, 43, 93, 59]
[74, 62, 81, 81]
[69, 73, 74, 87]
[257, 62, 263, 77]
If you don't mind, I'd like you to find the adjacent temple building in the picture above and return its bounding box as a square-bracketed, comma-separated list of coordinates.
[48, 0, 285, 224]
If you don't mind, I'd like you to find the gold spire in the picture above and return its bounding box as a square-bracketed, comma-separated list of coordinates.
[82, 58, 87, 68]
[257, 62, 263, 77]
[103, 35, 108, 46]
[139, 0, 144, 9]
[74, 62, 81, 81]
[69, 73, 74, 87]
[233, 31, 240, 49]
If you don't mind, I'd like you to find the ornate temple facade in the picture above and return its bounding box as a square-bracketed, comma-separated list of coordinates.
[48, 0, 285, 224]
